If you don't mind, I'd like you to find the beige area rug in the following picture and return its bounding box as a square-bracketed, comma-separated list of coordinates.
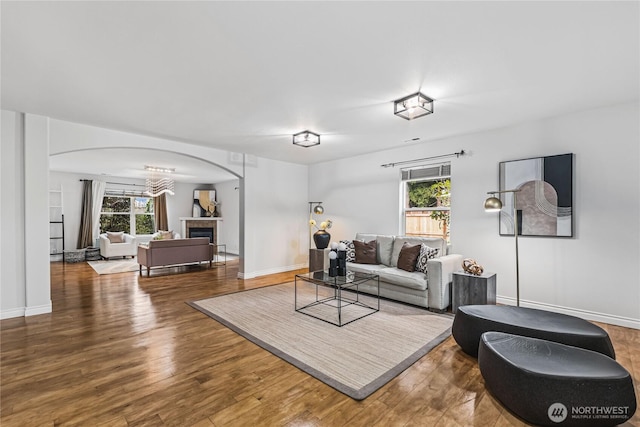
[189, 282, 453, 400]
[88, 253, 236, 275]
[87, 258, 139, 275]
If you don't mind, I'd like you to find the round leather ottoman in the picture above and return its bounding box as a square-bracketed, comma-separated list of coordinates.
[478, 331, 636, 426]
[452, 305, 615, 358]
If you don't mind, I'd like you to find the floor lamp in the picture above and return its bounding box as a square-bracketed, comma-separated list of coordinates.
[308, 202, 323, 248]
[484, 189, 521, 306]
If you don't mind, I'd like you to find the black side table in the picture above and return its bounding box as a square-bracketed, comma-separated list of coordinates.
[309, 248, 326, 272]
[452, 271, 497, 314]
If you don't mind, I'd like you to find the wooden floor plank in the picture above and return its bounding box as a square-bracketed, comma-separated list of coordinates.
[1, 260, 638, 426]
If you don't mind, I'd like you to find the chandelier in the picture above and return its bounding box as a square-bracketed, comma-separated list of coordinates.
[144, 165, 175, 197]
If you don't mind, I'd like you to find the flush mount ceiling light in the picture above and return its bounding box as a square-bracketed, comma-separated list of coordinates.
[394, 91, 434, 120]
[144, 165, 175, 197]
[293, 130, 320, 148]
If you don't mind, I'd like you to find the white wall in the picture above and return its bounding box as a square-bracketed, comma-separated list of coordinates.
[215, 179, 240, 254]
[1, 111, 26, 317]
[168, 182, 204, 234]
[1, 111, 52, 319]
[310, 102, 640, 329]
[242, 156, 309, 278]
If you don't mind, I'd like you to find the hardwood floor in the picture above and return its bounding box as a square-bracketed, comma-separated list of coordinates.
[1, 261, 638, 426]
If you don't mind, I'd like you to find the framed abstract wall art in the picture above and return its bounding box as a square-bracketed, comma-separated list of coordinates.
[498, 153, 573, 237]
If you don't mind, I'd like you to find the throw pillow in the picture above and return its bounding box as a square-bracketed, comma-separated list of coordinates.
[106, 231, 124, 243]
[353, 240, 377, 264]
[397, 242, 421, 272]
[340, 240, 356, 262]
[415, 244, 440, 273]
[159, 230, 174, 240]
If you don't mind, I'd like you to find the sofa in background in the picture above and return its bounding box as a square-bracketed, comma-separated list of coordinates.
[99, 232, 137, 259]
[137, 237, 213, 275]
[345, 233, 463, 311]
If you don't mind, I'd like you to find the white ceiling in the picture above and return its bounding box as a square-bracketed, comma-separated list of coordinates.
[2, 1, 638, 182]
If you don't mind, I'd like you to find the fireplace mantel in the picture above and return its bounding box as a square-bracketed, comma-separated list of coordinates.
[180, 217, 222, 244]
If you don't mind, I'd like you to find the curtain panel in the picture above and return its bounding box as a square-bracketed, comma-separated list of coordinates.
[154, 193, 168, 232]
[91, 180, 106, 242]
[77, 180, 93, 249]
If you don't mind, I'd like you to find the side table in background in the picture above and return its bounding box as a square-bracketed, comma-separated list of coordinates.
[309, 248, 326, 272]
[452, 271, 497, 314]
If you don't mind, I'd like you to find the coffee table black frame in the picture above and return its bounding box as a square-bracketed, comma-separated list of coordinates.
[294, 271, 380, 327]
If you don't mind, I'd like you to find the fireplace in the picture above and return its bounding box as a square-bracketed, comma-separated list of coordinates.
[180, 217, 220, 245]
[189, 227, 214, 243]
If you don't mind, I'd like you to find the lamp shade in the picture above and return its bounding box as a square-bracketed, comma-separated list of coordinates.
[484, 196, 502, 212]
[313, 204, 324, 214]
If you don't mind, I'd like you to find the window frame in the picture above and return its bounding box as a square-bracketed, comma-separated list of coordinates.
[100, 194, 155, 236]
[400, 163, 451, 241]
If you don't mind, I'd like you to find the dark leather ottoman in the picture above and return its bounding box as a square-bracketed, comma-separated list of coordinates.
[452, 305, 615, 358]
[478, 332, 636, 426]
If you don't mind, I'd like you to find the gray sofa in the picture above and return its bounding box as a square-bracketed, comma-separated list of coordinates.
[346, 233, 463, 311]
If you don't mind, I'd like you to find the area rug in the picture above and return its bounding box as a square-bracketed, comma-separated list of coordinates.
[188, 282, 453, 400]
[87, 258, 139, 275]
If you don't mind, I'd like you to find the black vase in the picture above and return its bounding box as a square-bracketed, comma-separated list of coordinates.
[313, 230, 331, 249]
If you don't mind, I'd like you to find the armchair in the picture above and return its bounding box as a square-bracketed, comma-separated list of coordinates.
[99, 232, 137, 259]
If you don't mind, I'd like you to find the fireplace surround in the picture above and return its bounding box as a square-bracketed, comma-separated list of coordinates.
[180, 217, 221, 245]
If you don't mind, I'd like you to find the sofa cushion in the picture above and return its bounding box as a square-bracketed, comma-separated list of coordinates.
[354, 240, 377, 264]
[391, 236, 446, 268]
[377, 267, 428, 291]
[106, 231, 124, 243]
[397, 242, 421, 272]
[346, 262, 386, 275]
[416, 244, 440, 273]
[355, 234, 394, 265]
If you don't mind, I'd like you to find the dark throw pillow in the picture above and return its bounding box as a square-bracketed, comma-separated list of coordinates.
[397, 242, 421, 272]
[353, 240, 377, 264]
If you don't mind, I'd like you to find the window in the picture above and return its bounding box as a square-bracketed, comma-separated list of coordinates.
[401, 163, 451, 242]
[100, 195, 155, 235]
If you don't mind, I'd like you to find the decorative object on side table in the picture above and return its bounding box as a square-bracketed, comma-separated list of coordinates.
[462, 258, 484, 276]
[310, 218, 332, 249]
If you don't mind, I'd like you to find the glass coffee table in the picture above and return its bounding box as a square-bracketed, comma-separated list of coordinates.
[294, 270, 380, 327]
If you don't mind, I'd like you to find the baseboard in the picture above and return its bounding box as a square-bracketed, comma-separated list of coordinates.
[25, 302, 53, 317]
[496, 296, 640, 330]
[238, 263, 307, 280]
[1, 307, 26, 319]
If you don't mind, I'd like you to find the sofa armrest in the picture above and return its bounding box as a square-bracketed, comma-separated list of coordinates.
[137, 244, 150, 266]
[427, 254, 463, 311]
[99, 234, 109, 251]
